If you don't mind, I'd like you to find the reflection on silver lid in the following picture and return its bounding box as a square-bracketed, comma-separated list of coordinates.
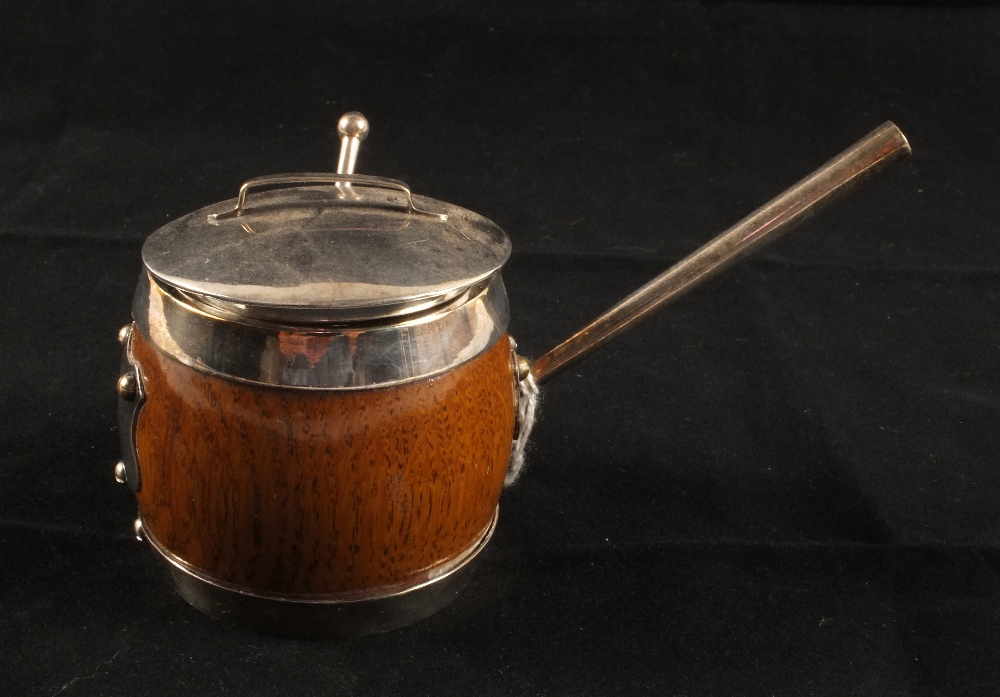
[141, 113, 511, 323]
[142, 184, 510, 322]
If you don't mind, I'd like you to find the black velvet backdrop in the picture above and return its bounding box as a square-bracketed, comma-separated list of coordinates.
[2, 2, 998, 695]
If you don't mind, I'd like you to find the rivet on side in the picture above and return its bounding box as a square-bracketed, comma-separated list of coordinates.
[117, 372, 137, 401]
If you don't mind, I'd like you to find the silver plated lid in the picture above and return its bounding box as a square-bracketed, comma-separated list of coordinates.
[141, 113, 511, 323]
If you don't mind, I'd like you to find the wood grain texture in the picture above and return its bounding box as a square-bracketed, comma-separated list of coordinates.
[132, 330, 516, 595]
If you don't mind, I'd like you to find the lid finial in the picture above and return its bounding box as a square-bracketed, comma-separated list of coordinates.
[337, 112, 369, 175]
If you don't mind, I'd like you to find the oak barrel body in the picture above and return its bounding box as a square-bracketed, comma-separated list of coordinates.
[131, 328, 516, 602]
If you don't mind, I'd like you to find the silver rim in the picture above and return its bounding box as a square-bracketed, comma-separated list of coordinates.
[133, 271, 510, 390]
[142, 508, 498, 638]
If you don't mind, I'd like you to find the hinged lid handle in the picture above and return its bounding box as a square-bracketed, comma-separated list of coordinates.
[208, 112, 447, 222]
[208, 173, 447, 221]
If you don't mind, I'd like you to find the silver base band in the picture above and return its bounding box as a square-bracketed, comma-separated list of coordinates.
[143, 509, 498, 638]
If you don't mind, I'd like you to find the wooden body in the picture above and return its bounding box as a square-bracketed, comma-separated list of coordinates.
[132, 330, 516, 596]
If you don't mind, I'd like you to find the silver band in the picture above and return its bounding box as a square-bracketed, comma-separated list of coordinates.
[132, 271, 510, 390]
[142, 509, 498, 638]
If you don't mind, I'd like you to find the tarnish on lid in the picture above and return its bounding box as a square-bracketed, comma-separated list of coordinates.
[141, 113, 511, 323]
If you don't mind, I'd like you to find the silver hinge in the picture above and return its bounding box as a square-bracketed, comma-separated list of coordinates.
[116, 323, 146, 491]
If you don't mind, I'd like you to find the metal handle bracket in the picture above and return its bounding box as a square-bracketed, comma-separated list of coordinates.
[207, 173, 448, 222]
[117, 323, 146, 492]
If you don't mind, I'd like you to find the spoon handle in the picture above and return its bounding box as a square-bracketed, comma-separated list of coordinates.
[529, 121, 911, 385]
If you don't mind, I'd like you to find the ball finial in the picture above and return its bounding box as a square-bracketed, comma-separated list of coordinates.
[337, 112, 369, 142]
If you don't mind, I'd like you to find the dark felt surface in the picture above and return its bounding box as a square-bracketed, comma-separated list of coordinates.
[2, 2, 999, 695]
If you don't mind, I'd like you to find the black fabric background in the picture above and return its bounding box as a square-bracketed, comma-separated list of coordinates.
[2, 2, 998, 695]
